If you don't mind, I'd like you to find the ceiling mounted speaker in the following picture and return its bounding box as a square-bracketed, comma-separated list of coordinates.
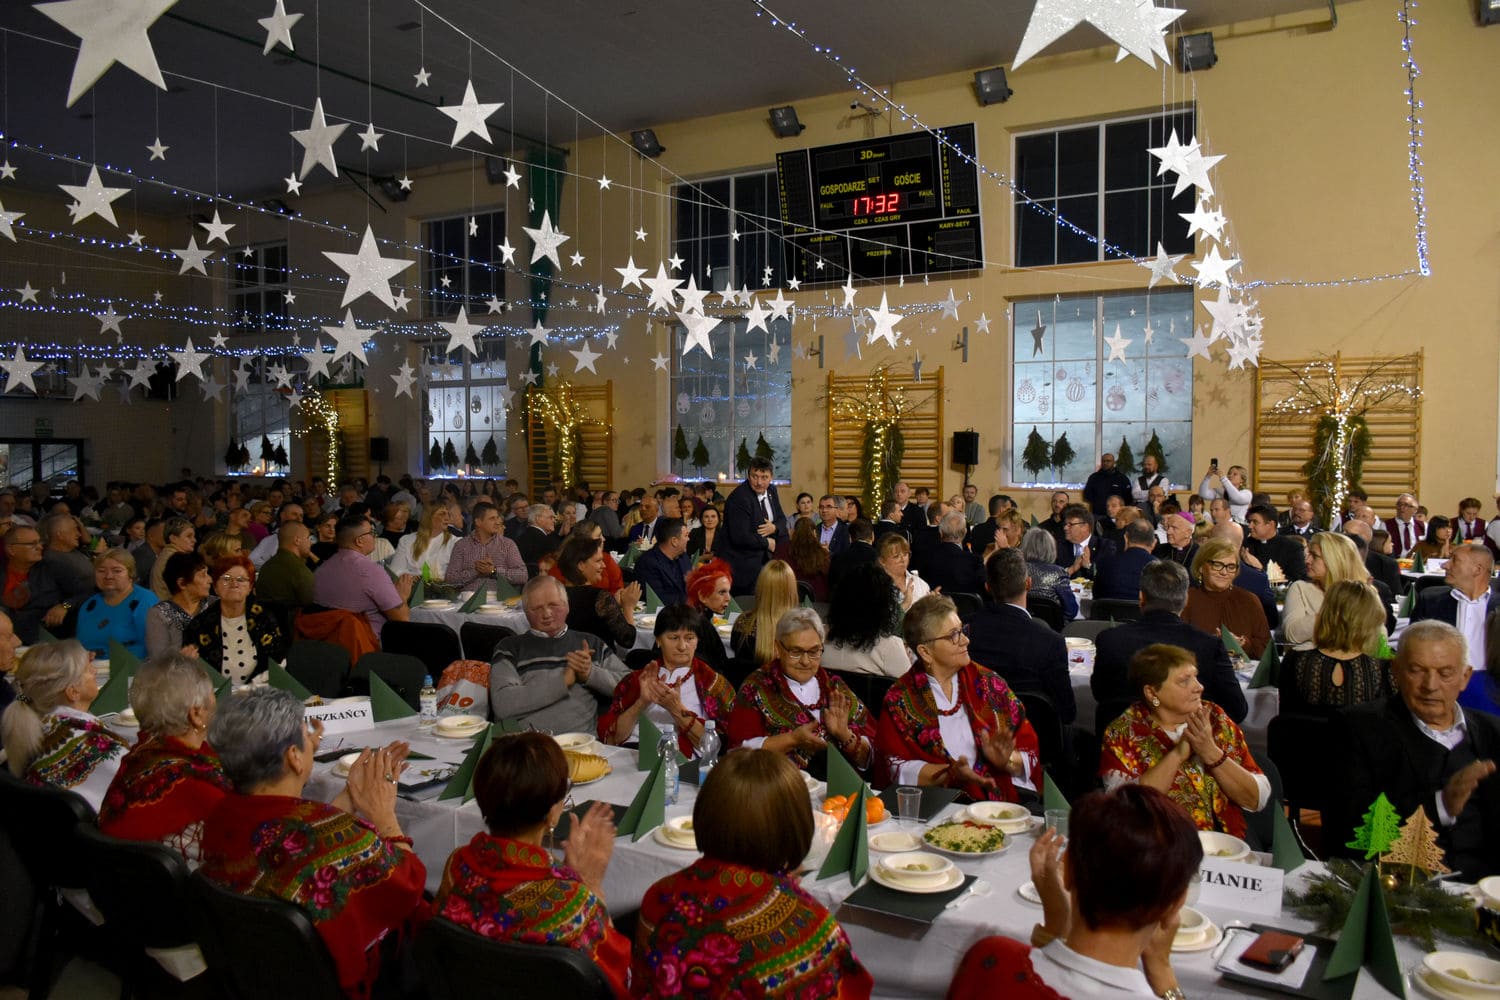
[973, 67, 1012, 106]
[769, 106, 805, 138]
[630, 129, 664, 157]
[1176, 32, 1218, 71]
[1480, 0, 1500, 25]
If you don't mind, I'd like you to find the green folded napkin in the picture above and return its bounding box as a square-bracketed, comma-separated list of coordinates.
[643, 583, 663, 613]
[618, 752, 667, 842]
[1410, 548, 1425, 575]
[686, 550, 702, 566]
[1270, 800, 1306, 872]
[1219, 626, 1250, 663]
[1042, 768, 1071, 814]
[1323, 864, 1404, 997]
[369, 672, 417, 721]
[1029, 514, 1040, 527]
[459, 585, 488, 613]
[106, 640, 141, 676]
[439, 724, 498, 803]
[420, 563, 433, 585]
[267, 662, 312, 701]
[193, 658, 233, 702]
[825, 745, 864, 800]
[638, 714, 665, 770]
[36, 627, 59, 644]
[726, 596, 743, 615]
[619, 546, 641, 570]
[1396, 588, 1413, 619]
[1375, 632, 1395, 660]
[1248, 640, 1280, 689]
[492, 574, 520, 600]
[407, 576, 425, 608]
[91, 668, 134, 715]
[816, 783, 870, 886]
[800, 593, 812, 608]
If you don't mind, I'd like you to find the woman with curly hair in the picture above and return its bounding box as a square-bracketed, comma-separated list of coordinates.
[821, 562, 910, 678]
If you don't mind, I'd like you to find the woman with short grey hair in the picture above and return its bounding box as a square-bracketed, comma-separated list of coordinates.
[198, 689, 427, 996]
[1019, 527, 1079, 619]
[99, 653, 230, 863]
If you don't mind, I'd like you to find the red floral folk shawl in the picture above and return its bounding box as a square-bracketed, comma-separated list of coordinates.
[98, 734, 231, 864]
[873, 662, 1040, 802]
[727, 663, 876, 771]
[631, 858, 873, 1000]
[433, 833, 631, 999]
[947, 937, 1065, 1000]
[1099, 700, 1261, 838]
[598, 658, 736, 757]
[199, 794, 428, 998]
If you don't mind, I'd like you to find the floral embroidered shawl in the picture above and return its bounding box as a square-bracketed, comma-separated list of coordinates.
[25, 708, 129, 811]
[727, 663, 875, 770]
[98, 734, 231, 864]
[598, 658, 736, 758]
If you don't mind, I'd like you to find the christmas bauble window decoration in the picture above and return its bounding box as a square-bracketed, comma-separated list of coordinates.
[1037, 393, 1051, 416]
[676, 391, 691, 415]
[736, 398, 750, 419]
[1017, 378, 1036, 404]
[1106, 386, 1127, 411]
[1065, 378, 1086, 402]
[700, 402, 716, 424]
[1055, 368, 1067, 381]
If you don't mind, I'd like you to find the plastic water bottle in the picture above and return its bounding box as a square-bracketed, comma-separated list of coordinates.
[660, 735, 680, 805]
[698, 720, 721, 775]
[419, 675, 438, 727]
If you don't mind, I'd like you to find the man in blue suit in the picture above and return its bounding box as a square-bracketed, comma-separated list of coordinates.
[633, 517, 692, 607]
[1092, 518, 1158, 601]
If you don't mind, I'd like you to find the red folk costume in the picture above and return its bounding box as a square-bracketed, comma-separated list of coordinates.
[433, 833, 631, 999]
[199, 795, 428, 999]
[1099, 701, 1261, 838]
[598, 658, 736, 757]
[874, 662, 1040, 802]
[727, 663, 876, 771]
[98, 734, 232, 864]
[947, 937, 1066, 1000]
[632, 858, 873, 1000]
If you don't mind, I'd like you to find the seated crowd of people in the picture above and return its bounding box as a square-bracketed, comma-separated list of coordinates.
[3, 464, 1500, 998]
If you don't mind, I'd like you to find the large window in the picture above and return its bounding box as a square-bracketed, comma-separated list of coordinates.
[422, 210, 505, 318]
[422, 339, 509, 475]
[229, 243, 290, 331]
[1010, 288, 1194, 488]
[1013, 110, 1196, 267]
[231, 379, 291, 474]
[670, 318, 792, 482]
[673, 170, 784, 293]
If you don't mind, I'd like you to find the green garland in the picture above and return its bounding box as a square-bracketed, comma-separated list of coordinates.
[860, 419, 905, 517]
[1285, 858, 1485, 952]
[1303, 413, 1371, 527]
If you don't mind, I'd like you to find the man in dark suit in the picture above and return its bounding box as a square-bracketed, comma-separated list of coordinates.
[1385, 493, 1426, 559]
[633, 517, 692, 607]
[829, 518, 877, 591]
[1153, 512, 1198, 569]
[1057, 504, 1115, 581]
[966, 548, 1075, 723]
[503, 495, 531, 541]
[514, 504, 563, 566]
[1243, 504, 1306, 583]
[1082, 453, 1131, 518]
[921, 511, 986, 597]
[908, 501, 943, 573]
[1092, 518, 1158, 602]
[1279, 497, 1320, 539]
[965, 495, 1005, 556]
[873, 500, 907, 542]
[893, 481, 924, 534]
[1410, 545, 1499, 713]
[626, 494, 662, 547]
[1333, 620, 1500, 881]
[1092, 560, 1248, 723]
[1343, 519, 1403, 600]
[815, 495, 849, 557]
[713, 457, 789, 595]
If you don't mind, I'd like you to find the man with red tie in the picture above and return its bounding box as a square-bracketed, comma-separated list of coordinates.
[1385, 494, 1426, 558]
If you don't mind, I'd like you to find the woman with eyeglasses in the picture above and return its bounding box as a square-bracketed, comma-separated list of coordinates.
[1181, 537, 1270, 659]
[1278, 531, 1368, 652]
[876, 594, 1040, 803]
[727, 608, 876, 775]
[185, 555, 286, 684]
[432, 732, 630, 999]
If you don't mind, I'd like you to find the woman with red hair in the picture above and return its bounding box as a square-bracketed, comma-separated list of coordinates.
[676, 557, 734, 676]
[185, 555, 287, 684]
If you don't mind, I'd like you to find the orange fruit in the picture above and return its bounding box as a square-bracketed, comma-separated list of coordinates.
[866, 799, 886, 823]
[821, 795, 846, 814]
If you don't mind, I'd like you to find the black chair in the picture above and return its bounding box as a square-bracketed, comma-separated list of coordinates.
[1092, 696, 1136, 743]
[284, 640, 349, 698]
[459, 621, 514, 662]
[1027, 595, 1065, 633]
[1088, 598, 1142, 622]
[796, 580, 816, 605]
[949, 592, 984, 618]
[1015, 690, 1069, 784]
[189, 874, 342, 1000]
[415, 917, 614, 1000]
[354, 651, 428, 709]
[826, 668, 895, 719]
[381, 619, 464, 677]
[1413, 574, 1450, 597]
[624, 648, 655, 672]
[1245, 756, 1286, 853]
[1061, 620, 1117, 642]
[1267, 711, 1336, 819]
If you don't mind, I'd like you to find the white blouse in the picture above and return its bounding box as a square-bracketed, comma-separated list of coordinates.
[388, 531, 457, 578]
[219, 614, 258, 684]
[740, 674, 822, 751]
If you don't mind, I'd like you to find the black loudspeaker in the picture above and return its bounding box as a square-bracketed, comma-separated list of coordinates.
[369, 437, 390, 463]
[952, 431, 979, 467]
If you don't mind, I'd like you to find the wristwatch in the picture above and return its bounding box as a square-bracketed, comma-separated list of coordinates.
[1161, 988, 1186, 1000]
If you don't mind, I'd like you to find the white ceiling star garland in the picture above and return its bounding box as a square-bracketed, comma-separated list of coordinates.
[290, 98, 347, 179]
[36, 0, 177, 107]
[1012, 0, 1184, 69]
[436, 79, 503, 146]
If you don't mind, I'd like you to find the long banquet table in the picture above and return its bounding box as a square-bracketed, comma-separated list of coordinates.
[409, 601, 736, 656]
[296, 716, 1427, 999]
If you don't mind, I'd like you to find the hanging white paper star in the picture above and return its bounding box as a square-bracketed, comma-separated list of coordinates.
[483, 295, 504, 315]
[596, 174, 612, 191]
[845, 321, 865, 360]
[793, 342, 808, 361]
[634, 227, 647, 242]
[1012, 0, 1182, 69]
[676, 274, 709, 315]
[1180, 202, 1228, 242]
[283, 174, 302, 195]
[679, 311, 718, 359]
[1142, 242, 1187, 288]
[1200, 289, 1249, 342]
[742, 350, 758, 371]
[615, 257, 645, 290]
[1142, 321, 1155, 344]
[94, 305, 123, 335]
[17, 281, 39, 303]
[652, 353, 670, 372]
[938, 288, 961, 322]
[2, 346, 44, 394]
[358, 122, 383, 152]
[840, 276, 858, 310]
[975, 313, 992, 335]
[545, 363, 560, 378]
[568, 251, 585, 268]
[439, 307, 486, 358]
[1104, 324, 1133, 362]
[323, 224, 413, 310]
[521, 210, 569, 269]
[865, 293, 903, 348]
[570, 340, 602, 374]
[1191, 245, 1240, 289]
[767, 340, 781, 365]
[286, 387, 303, 408]
[58, 165, 129, 227]
[1180, 324, 1214, 360]
[1147, 128, 1198, 179]
[199, 209, 234, 245]
[320, 309, 373, 365]
[436, 80, 502, 146]
[518, 370, 539, 387]
[396, 174, 413, 192]
[267, 362, 294, 389]
[786, 276, 802, 291]
[300, 339, 332, 380]
[667, 254, 685, 272]
[388, 361, 416, 399]
[126, 359, 155, 389]
[170, 338, 210, 381]
[495, 383, 515, 409]
[199, 376, 226, 402]
[603, 329, 619, 350]
[68, 366, 103, 401]
[743, 297, 771, 334]
[290, 98, 348, 179]
[0, 202, 23, 242]
[498, 162, 521, 189]
[767, 289, 794, 322]
[257, 0, 301, 53]
[391, 288, 410, 312]
[413, 66, 430, 87]
[0, 161, 15, 180]
[642, 264, 683, 314]
[37, 0, 176, 107]
[1169, 141, 1224, 199]
[595, 287, 608, 314]
[1226, 336, 1262, 371]
[146, 136, 169, 161]
[172, 235, 213, 275]
[525, 321, 551, 348]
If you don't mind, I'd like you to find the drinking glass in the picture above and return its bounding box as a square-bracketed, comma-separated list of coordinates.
[1044, 808, 1069, 841]
[896, 786, 922, 828]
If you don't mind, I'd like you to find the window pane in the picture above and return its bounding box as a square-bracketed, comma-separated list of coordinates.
[1014, 134, 1057, 199]
[1014, 201, 1055, 269]
[1151, 186, 1198, 256]
[1104, 119, 1151, 190]
[1103, 189, 1150, 259]
[1054, 195, 1099, 264]
[1055, 128, 1099, 196]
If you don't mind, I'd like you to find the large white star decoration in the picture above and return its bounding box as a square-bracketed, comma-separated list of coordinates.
[1, 346, 43, 394]
[199, 209, 234, 245]
[0, 161, 15, 180]
[300, 339, 332, 380]
[439, 307, 487, 358]
[938, 288, 961, 322]
[652, 353, 670, 372]
[284, 174, 302, 195]
[323, 224, 413, 310]
[570, 340, 602, 374]
[1142, 242, 1187, 288]
[786, 276, 802, 291]
[1201, 289, 1250, 342]
[436, 79, 502, 146]
[391, 288, 410, 312]
[199, 376, 226, 402]
[290, 98, 348, 179]
[1191, 245, 1240, 289]
[642, 264, 683, 314]
[865, 293, 903, 348]
[743, 297, 771, 334]
[0, 202, 23, 242]
[146, 136, 169, 161]
[1180, 324, 1214, 360]
[522, 210, 570, 269]
[1169, 140, 1224, 199]
[94, 305, 124, 335]
[767, 289, 794, 322]
[267, 362, 293, 389]
[1012, 0, 1184, 69]
[69, 367, 104, 401]
[258, 0, 301, 53]
[1147, 129, 1198, 179]
[126, 359, 155, 389]
[840, 276, 858, 310]
[525, 321, 551, 348]
[18, 281, 39, 303]
[170, 338, 210, 381]
[676, 274, 709, 315]
[322, 309, 374, 365]
[59, 165, 129, 227]
[390, 361, 416, 399]
[1226, 336, 1262, 371]
[679, 311, 719, 359]
[358, 122, 383, 152]
[1104, 323, 1133, 362]
[172, 235, 213, 275]
[413, 66, 430, 87]
[615, 256, 645, 289]
[36, 0, 176, 107]
[1180, 202, 1228, 243]
[975, 313, 992, 335]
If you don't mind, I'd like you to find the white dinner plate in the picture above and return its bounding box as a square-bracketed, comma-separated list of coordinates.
[868, 864, 965, 895]
[434, 715, 488, 739]
[921, 823, 1010, 857]
[1172, 921, 1223, 954]
[869, 831, 922, 853]
[652, 825, 699, 851]
[114, 707, 139, 727]
[1410, 966, 1474, 1000]
[420, 599, 452, 608]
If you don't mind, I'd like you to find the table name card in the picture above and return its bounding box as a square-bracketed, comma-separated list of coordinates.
[1196, 857, 1284, 918]
[306, 699, 375, 735]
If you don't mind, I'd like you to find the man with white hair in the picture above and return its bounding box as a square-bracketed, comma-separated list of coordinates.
[1385, 493, 1426, 558]
[1410, 545, 1500, 708]
[919, 510, 985, 595]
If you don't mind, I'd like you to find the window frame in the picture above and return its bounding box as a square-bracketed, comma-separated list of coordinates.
[420, 208, 507, 320]
[671, 168, 784, 294]
[227, 241, 290, 332]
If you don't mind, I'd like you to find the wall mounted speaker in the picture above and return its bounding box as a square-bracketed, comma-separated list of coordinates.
[952, 431, 980, 467]
[369, 437, 390, 463]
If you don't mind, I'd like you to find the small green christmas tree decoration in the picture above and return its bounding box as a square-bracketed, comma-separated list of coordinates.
[442, 438, 460, 470]
[1411, 547, 1425, 574]
[464, 441, 480, 468]
[1346, 792, 1403, 860]
[224, 441, 242, 470]
[1021, 427, 1052, 480]
[736, 438, 753, 475]
[673, 425, 690, 470]
[1116, 437, 1137, 476]
[754, 432, 776, 472]
[691, 436, 710, 475]
[272, 443, 288, 468]
[480, 436, 500, 467]
[1051, 432, 1076, 474]
[1143, 429, 1168, 475]
[429, 439, 444, 470]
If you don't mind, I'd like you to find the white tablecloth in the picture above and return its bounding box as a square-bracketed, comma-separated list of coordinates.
[409, 604, 736, 656]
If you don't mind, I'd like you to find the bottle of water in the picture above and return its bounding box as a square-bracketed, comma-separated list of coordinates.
[660, 734, 680, 805]
[419, 675, 438, 727]
[698, 720, 721, 775]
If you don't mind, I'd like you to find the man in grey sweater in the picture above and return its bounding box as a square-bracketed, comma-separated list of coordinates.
[489, 575, 628, 733]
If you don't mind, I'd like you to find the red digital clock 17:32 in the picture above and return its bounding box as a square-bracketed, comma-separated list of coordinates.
[852, 192, 901, 216]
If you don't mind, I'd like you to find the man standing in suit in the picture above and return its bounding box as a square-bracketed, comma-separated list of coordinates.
[714, 457, 788, 595]
[1385, 493, 1426, 558]
[1411, 545, 1499, 713]
[1242, 504, 1307, 583]
[829, 518, 878, 591]
[1058, 504, 1115, 581]
[815, 495, 849, 557]
[966, 548, 1075, 723]
[1092, 518, 1158, 602]
[634, 517, 692, 607]
[1334, 621, 1500, 881]
[1091, 560, 1247, 723]
[965, 495, 1005, 556]
[1083, 454, 1131, 518]
[921, 511, 986, 596]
